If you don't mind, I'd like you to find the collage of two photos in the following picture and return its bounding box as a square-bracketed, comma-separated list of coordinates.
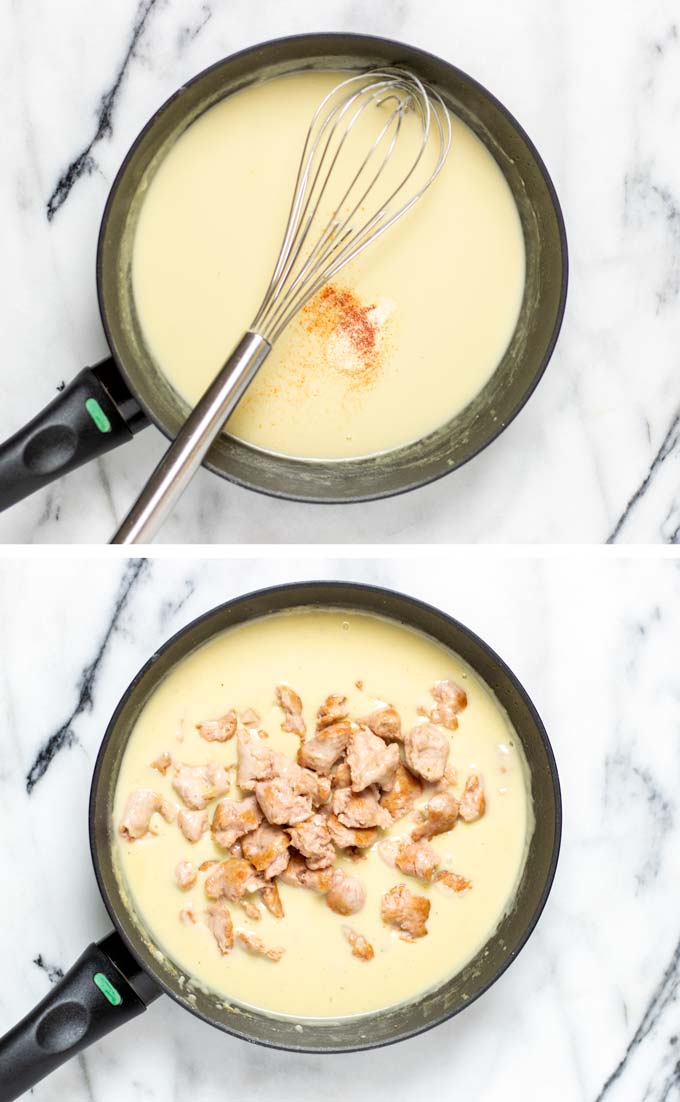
[1, 2, 679, 1101]
[0, 553, 677, 1102]
[1, 1, 678, 546]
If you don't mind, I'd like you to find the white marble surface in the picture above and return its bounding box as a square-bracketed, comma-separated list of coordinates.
[1, 0, 680, 543]
[1, 554, 679, 1100]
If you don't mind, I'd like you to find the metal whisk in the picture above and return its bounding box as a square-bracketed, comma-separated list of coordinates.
[111, 68, 451, 543]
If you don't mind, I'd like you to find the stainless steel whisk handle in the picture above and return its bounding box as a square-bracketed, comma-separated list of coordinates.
[109, 331, 270, 544]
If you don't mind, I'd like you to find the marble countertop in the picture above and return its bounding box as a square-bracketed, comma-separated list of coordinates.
[1, 553, 678, 1100]
[1, 0, 680, 543]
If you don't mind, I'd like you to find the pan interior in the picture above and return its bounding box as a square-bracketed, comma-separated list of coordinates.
[112, 606, 532, 1020]
[98, 34, 566, 502]
[130, 68, 525, 463]
[91, 583, 561, 1051]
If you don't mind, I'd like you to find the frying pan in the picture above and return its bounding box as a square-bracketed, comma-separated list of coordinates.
[0, 581, 561, 1100]
[0, 33, 567, 520]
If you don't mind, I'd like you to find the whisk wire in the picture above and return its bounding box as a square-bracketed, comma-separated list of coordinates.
[268, 82, 413, 294]
[259, 81, 403, 323]
[261, 96, 409, 336]
[255, 74, 376, 301]
[251, 67, 451, 344]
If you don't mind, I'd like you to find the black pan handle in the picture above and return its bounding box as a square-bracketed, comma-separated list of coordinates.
[0, 932, 161, 1101]
[0, 358, 148, 512]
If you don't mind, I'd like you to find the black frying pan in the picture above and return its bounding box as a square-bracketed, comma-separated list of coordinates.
[0, 581, 561, 1101]
[0, 33, 567, 516]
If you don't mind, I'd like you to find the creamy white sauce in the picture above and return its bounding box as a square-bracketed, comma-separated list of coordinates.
[132, 71, 526, 460]
[113, 609, 532, 1020]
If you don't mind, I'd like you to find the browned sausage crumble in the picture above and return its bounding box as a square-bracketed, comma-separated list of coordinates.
[119, 682, 486, 962]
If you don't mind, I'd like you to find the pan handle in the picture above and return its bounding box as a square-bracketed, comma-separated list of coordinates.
[0, 932, 160, 1102]
[0, 358, 148, 512]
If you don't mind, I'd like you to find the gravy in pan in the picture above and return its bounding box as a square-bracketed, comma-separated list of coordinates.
[132, 71, 525, 460]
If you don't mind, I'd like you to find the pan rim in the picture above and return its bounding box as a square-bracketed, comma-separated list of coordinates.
[95, 31, 569, 505]
[89, 579, 562, 1053]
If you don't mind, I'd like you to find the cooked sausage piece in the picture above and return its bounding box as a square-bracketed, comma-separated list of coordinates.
[204, 856, 263, 902]
[332, 786, 392, 830]
[403, 724, 449, 783]
[275, 684, 306, 737]
[326, 814, 378, 850]
[439, 765, 459, 788]
[459, 774, 486, 822]
[239, 727, 329, 819]
[150, 751, 172, 775]
[205, 903, 234, 955]
[332, 761, 352, 789]
[236, 930, 285, 961]
[380, 839, 440, 882]
[172, 762, 230, 809]
[239, 898, 262, 921]
[310, 773, 332, 806]
[278, 757, 331, 806]
[178, 808, 209, 843]
[361, 705, 402, 742]
[179, 904, 198, 925]
[298, 720, 354, 774]
[279, 854, 334, 894]
[287, 814, 336, 869]
[434, 870, 472, 893]
[347, 727, 400, 792]
[237, 730, 276, 791]
[175, 860, 197, 890]
[341, 925, 374, 960]
[381, 884, 430, 940]
[326, 869, 366, 915]
[196, 711, 238, 742]
[118, 789, 175, 841]
[411, 790, 459, 842]
[256, 776, 314, 825]
[212, 796, 263, 849]
[429, 679, 467, 730]
[316, 694, 349, 730]
[380, 764, 423, 821]
[241, 822, 290, 876]
[259, 880, 284, 918]
[264, 848, 290, 879]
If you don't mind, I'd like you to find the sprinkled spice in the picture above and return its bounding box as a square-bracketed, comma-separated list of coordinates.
[234, 282, 394, 427]
[299, 284, 393, 384]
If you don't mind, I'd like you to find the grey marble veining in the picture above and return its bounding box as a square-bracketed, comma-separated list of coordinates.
[1, 555, 680, 1099]
[1, 0, 680, 543]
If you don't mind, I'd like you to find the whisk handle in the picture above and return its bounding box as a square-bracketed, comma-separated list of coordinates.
[109, 331, 270, 544]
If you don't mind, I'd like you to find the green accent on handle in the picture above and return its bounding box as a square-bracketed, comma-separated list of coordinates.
[85, 398, 112, 434]
[93, 972, 122, 1006]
